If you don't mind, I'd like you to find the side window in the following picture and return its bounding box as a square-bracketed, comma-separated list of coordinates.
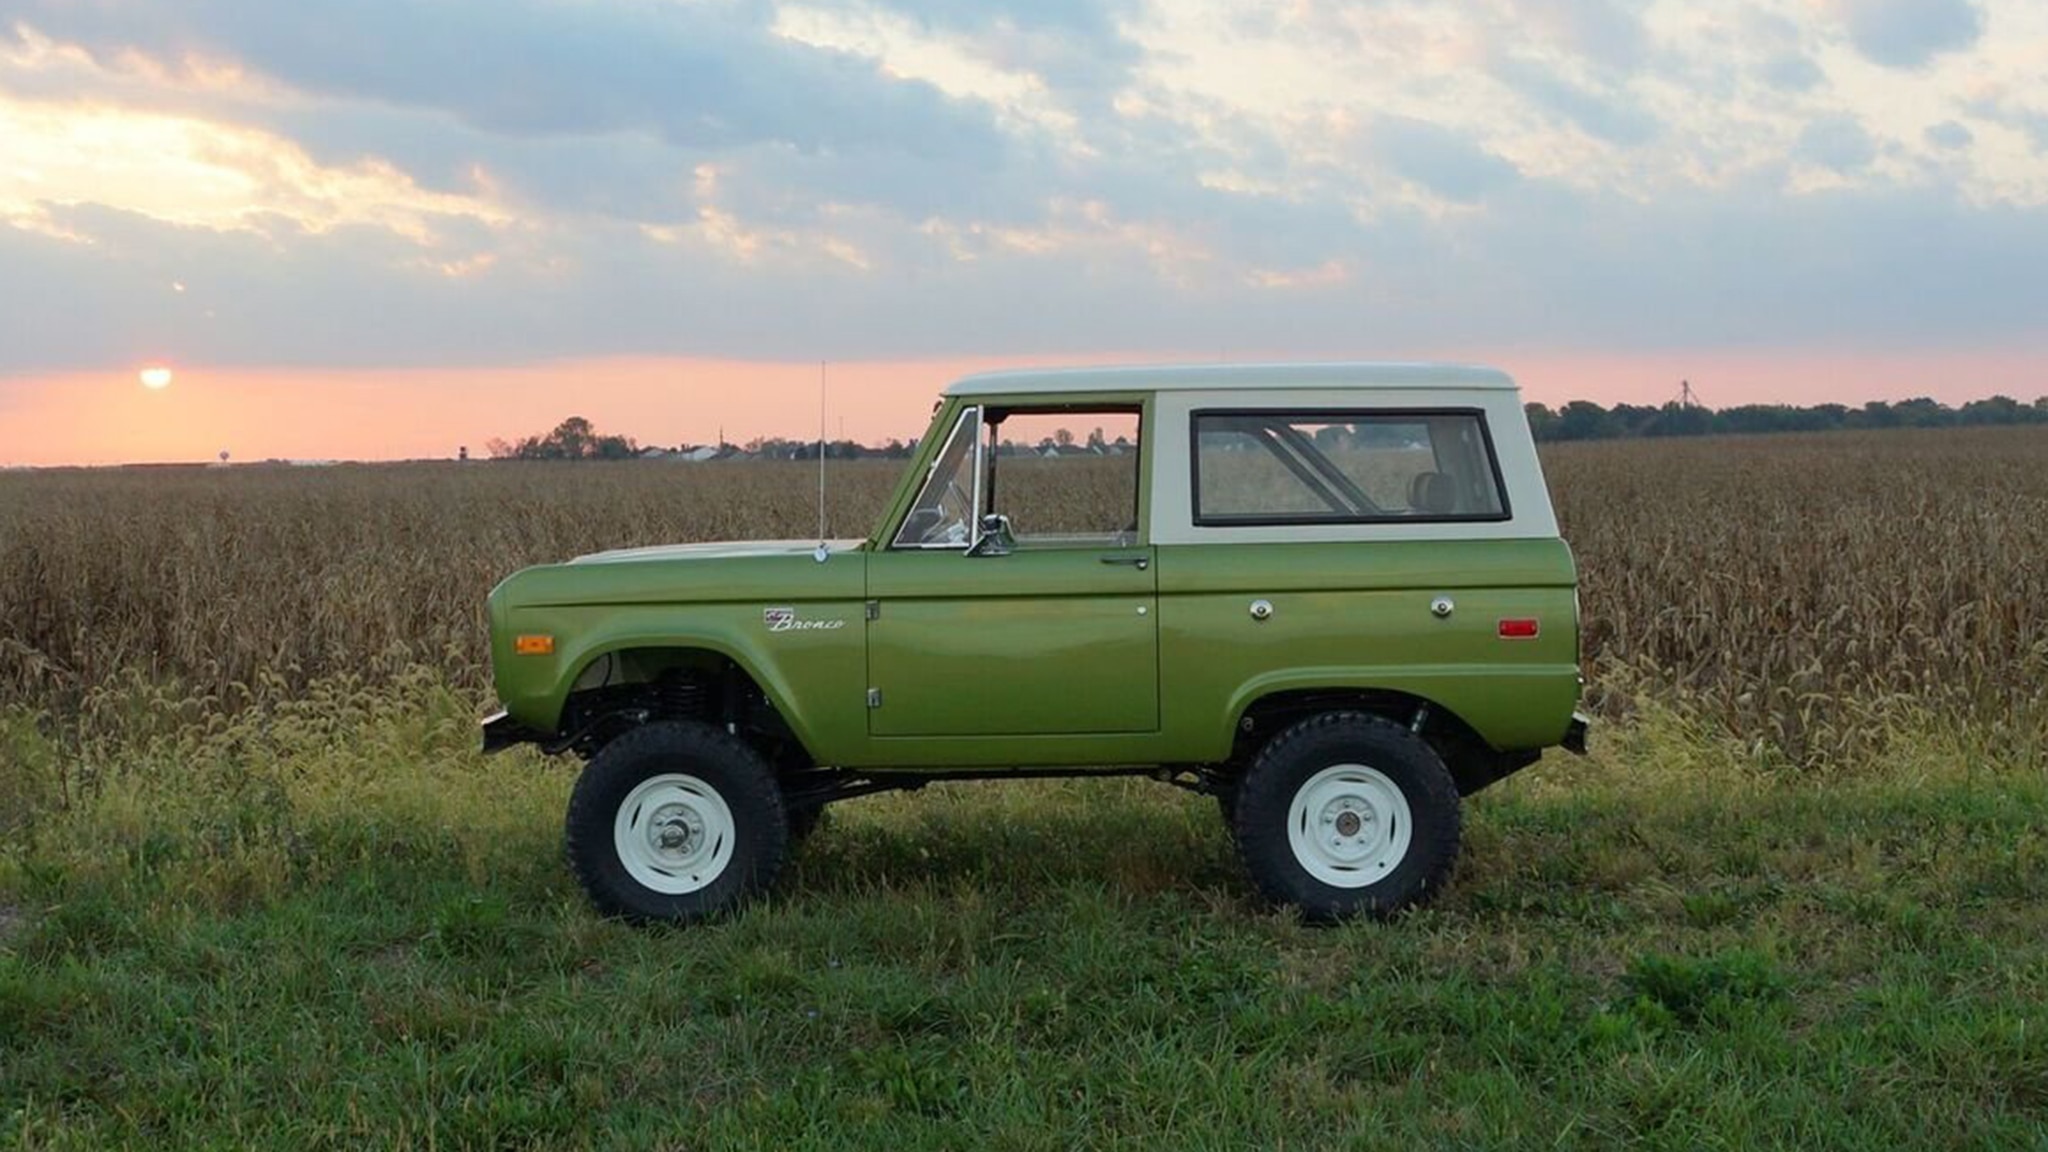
[988, 409, 1141, 544]
[892, 407, 981, 548]
[1192, 410, 1507, 524]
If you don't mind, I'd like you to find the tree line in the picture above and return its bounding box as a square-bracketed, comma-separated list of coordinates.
[490, 395, 2048, 460]
[483, 417, 918, 461]
[485, 417, 639, 460]
[1525, 394, 2048, 442]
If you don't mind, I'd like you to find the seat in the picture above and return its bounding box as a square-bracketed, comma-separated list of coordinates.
[1408, 471, 1459, 515]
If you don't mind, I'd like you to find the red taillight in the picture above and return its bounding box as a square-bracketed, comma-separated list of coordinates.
[1498, 618, 1540, 640]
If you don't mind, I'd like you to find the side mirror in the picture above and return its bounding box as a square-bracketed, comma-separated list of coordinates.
[968, 513, 1015, 556]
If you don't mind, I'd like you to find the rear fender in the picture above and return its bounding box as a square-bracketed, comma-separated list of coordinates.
[1219, 667, 1581, 757]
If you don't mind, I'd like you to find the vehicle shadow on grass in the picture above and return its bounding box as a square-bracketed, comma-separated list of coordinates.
[768, 773, 1636, 924]
[782, 779, 1249, 909]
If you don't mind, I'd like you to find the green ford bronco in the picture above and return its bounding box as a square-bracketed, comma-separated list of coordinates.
[483, 363, 1587, 924]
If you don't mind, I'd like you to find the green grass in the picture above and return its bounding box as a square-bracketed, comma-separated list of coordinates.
[3, 678, 2045, 1149]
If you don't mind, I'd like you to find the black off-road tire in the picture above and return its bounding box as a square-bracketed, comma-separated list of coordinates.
[564, 721, 789, 925]
[786, 803, 829, 845]
[1215, 777, 1241, 829]
[1232, 712, 1462, 923]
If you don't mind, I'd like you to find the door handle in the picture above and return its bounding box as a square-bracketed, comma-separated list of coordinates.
[1100, 555, 1150, 570]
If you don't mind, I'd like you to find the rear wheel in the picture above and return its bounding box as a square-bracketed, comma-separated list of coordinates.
[565, 721, 789, 924]
[1232, 712, 1461, 922]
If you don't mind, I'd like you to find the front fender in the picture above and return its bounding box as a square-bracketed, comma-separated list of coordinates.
[493, 600, 870, 762]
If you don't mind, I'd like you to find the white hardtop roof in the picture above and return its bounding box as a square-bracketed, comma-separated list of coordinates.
[945, 361, 1514, 398]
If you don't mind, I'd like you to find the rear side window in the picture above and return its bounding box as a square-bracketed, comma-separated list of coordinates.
[1191, 409, 1508, 525]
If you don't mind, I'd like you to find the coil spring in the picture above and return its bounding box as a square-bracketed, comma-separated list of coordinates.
[653, 675, 712, 721]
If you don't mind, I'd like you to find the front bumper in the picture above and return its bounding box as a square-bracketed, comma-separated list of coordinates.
[480, 710, 548, 754]
[1562, 711, 1591, 755]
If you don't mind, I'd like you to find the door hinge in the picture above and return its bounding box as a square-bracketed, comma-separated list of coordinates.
[865, 599, 881, 621]
[866, 688, 883, 709]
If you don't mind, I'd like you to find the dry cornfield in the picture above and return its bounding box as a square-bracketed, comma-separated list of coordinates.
[1547, 427, 2048, 764]
[3, 426, 2044, 765]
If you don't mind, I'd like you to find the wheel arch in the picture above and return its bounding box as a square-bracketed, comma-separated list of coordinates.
[550, 637, 822, 764]
[1227, 684, 1537, 797]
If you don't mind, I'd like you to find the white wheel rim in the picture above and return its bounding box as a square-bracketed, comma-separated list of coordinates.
[613, 773, 736, 895]
[1286, 764, 1413, 888]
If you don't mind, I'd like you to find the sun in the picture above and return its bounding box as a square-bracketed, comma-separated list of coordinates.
[140, 366, 174, 390]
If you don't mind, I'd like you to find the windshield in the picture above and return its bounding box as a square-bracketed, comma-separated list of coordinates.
[892, 406, 982, 548]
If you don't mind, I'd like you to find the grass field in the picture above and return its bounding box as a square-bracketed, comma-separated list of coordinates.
[3, 426, 2046, 1148]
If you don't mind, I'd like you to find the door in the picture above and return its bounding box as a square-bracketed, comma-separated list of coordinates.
[865, 546, 1158, 736]
[867, 400, 1156, 738]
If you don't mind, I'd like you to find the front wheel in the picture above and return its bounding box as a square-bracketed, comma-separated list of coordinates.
[1232, 712, 1461, 922]
[564, 721, 789, 924]
[786, 802, 829, 845]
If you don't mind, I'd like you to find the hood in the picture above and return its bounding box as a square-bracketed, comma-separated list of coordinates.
[494, 537, 869, 610]
[571, 538, 868, 564]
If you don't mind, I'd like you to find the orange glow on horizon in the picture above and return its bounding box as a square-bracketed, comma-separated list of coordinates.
[5, 348, 2044, 468]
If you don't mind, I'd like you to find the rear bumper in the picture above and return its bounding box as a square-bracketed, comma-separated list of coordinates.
[481, 710, 548, 755]
[1562, 711, 1591, 755]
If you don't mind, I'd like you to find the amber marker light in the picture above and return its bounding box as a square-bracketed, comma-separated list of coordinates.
[514, 634, 556, 656]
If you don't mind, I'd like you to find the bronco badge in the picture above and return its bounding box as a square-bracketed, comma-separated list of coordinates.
[762, 607, 846, 633]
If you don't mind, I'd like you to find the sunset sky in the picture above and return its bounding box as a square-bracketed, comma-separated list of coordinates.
[3, 0, 2045, 466]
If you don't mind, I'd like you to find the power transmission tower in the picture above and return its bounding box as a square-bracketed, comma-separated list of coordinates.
[1676, 379, 1704, 408]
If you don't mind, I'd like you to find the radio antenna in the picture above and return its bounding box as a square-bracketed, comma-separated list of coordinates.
[816, 360, 828, 551]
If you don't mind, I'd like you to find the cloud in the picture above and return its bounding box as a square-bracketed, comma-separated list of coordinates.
[1824, 0, 1984, 69]
[1796, 115, 1879, 172]
[0, 1, 1059, 236]
[1963, 95, 2048, 153]
[0, 0, 1006, 160]
[272, 104, 715, 222]
[863, 0, 1144, 95]
[1491, 55, 1658, 146]
[1372, 117, 1522, 203]
[1759, 51, 1825, 92]
[0, 97, 508, 249]
[1923, 120, 1972, 150]
[1416, 179, 2048, 351]
[6, 173, 2047, 375]
[2, 0, 2046, 386]
[0, 205, 522, 372]
[874, 0, 1128, 39]
[1515, 0, 1650, 71]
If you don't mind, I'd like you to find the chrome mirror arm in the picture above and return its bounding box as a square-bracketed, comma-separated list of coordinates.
[968, 513, 1015, 557]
